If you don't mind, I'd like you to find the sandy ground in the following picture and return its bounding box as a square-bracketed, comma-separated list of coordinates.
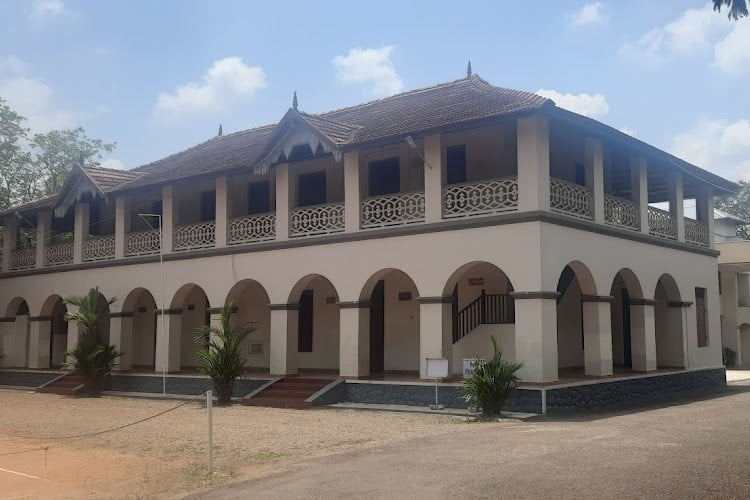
[0, 389, 481, 499]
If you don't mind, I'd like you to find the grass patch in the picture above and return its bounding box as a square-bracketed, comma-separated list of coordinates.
[247, 450, 288, 463]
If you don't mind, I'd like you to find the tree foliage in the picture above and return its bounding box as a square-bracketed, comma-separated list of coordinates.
[715, 180, 750, 239]
[714, 0, 749, 20]
[462, 336, 523, 418]
[0, 98, 34, 210]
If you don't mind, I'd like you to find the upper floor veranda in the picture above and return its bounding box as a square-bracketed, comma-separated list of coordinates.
[0, 75, 738, 275]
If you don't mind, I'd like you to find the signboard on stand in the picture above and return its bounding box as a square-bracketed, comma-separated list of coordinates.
[426, 358, 448, 410]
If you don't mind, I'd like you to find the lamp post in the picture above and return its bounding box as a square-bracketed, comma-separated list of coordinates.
[139, 213, 166, 395]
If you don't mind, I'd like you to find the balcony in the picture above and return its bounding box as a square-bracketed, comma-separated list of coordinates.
[174, 222, 216, 251]
[229, 213, 276, 244]
[685, 218, 709, 247]
[550, 177, 593, 220]
[362, 191, 424, 229]
[45, 243, 74, 267]
[11, 248, 35, 270]
[290, 202, 345, 237]
[443, 177, 518, 218]
[126, 229, 161, 257]
[648, 206, 677, 240]
[604, 194, 639, 231]
[83, 235, 116, 262]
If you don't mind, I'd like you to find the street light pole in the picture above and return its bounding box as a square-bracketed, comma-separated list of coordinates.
[139, 213, 166, 395]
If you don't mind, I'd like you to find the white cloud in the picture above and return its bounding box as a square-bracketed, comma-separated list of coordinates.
[620, 5, 729, 63]
[670, 118, 750, 181]
[713, 20, 750, 75]
[154, 57, 266, 118]
[99, 158, 125, 170]
[30, 0, 64, 23]
[569, 2, 606, 27]
[0, 55, 27, 75]
[332, 46, 403, 97]
[619, 126, 637, 137]
[536, 89, 610, 119]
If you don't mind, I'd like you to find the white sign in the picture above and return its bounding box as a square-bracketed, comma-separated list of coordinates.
[426, 358, 449, 378]
[463, 358, 483, 378]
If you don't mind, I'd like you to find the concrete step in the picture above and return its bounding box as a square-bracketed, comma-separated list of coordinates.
[242, 397, 310, 409]
[36, 374, 85, 396]
[259, 389, 316, 399]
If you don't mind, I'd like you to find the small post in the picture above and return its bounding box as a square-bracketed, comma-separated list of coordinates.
[206, 390, 213, 476]
[480, 289, 487, 324]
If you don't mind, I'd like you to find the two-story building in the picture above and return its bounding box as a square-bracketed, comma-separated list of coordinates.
[0, 74, 736, 410]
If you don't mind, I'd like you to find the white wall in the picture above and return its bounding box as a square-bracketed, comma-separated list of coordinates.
[452, 323, 515, 375]
[179, 287, 208, 368]
[295, 276, 339, 370]
[557, 278, 584, 368]
[231, 282, 271, 369]
[654, 284, 685, 367]
[132, 293, 156, 367]
[383, 272, 420, 372]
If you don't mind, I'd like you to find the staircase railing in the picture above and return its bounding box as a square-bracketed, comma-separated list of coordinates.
[453, 290, 514, 343]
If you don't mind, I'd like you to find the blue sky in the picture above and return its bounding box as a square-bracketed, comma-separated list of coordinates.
[1, 0, 748, 181]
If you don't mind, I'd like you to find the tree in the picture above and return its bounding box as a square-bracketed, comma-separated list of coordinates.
[63, 287, 121, 395]
[715, 179, 750, 239]
[193, 299, 254, 405]
[31, 127, 116, 195]
[714, 0, 749, 20]
[0, 98, 35, 210]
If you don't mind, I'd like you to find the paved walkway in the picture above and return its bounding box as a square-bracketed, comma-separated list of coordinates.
[726, 369, 750, 383]
[188, 387, 750, 499]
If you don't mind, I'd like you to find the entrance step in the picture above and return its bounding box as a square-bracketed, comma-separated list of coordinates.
[36, 374, 85, 396]
[242, 377, 333, 409]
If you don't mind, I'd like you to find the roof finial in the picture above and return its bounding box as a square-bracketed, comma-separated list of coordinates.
[218, 124, 223, 137]
[466, 60, 472, 78]
[292, 91, 298, 110]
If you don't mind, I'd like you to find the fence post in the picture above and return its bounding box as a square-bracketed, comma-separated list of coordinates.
[480, 289, 487, 324]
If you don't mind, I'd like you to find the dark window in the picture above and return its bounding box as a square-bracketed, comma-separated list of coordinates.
[151, 200, 163, 217]
[696, 287, 708, 347]
[368, 157, 400, 196]
[89, 202, 100, 236]
[247, 181, 271, 215]
[575, 163, 586, 186]
[298, 290, 314, 352]
[446, 145, 467, 185]
[298, 171, 326, 207]
[200, 190, 216, 222]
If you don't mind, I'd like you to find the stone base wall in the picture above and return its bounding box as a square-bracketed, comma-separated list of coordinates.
[0, 370, 62, 388]
[109, 374, 270, 398]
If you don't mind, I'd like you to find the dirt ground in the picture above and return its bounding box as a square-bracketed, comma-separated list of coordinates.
[0, 389, 482, 499]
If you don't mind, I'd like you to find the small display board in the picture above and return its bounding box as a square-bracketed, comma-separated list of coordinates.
[463, 358, 484, 378]
[426, 358, 449, 379]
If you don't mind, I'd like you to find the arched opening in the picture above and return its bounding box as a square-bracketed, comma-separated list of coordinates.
[741, 324, 750, 368]
[610, 269, 648, 372]
[556, 262, 597, 378]
[170, 284, 210, 371]
[122, 288, 158, 371]
[226, 280, 271, 372]
[287, 274, 340, 374]
[41, 295, 68, 368]
[2, 298, 30, 368]
[360, 269, 420, 377]
[654, 274, 685, 369]
[443, 262, 515, 376]
[93, 291, 112, 344]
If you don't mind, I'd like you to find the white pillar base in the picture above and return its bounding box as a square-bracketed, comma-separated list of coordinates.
[583, 301, 614, 376]
[339, 305, 369, 378]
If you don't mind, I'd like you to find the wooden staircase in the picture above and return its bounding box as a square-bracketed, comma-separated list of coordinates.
[242, 378, 332, 409]
[36, 374, 85, 396]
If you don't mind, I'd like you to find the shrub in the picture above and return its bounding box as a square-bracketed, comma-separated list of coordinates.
[194, 299, 254, 405]
[463, 336, 523, 418]
[723, 347, 737, 367]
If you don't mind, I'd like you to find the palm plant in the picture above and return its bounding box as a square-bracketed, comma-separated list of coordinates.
[63, 287, 120, 395]
[194, 299, 254, 405]
[463, 336, 523, 418]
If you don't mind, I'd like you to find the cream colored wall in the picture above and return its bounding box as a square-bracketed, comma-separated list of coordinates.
[131, 293, 156, 367]
[295, 276, 339, 370]
[179, 287, 208, 368]
[383, 272, 419, 372]
[557, 279, 584, 368]
[228, 172, 276, 218]
[126, 188, 163, 231]
[654, 284, 685, 367]
[361, 143, 424, 194]
[175, 178, 216, 225]
[452, 323, 515, 375]
[289, 157, 344, 206]
[0, 316, 29, 368]
[443, 123, 516, 181]
[454, 262, 511, 309]
[231, 283, 271, 369]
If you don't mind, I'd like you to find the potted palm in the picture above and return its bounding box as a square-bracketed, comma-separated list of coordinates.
[463, 336, 523, 418]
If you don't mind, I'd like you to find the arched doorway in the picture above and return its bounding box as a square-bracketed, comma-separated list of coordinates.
[122, 288, 158, 371]
[654, 274, 685, 369]
[226, 280, 271, 371]
[443, 262, 515, 376]
[2, 298, 30, 368]
[556, 262, 597, 377]
[360, 269, 420, 376]
[40, 295, 68, 368]
[170, 284, 210, 371]
[610, 269, 651, 372]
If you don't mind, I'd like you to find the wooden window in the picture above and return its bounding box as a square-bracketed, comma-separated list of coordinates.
[298, 290, 314, 352]
[298, 171, 326, 207]
[695, 287, 708, 347]
[368, 157, 400, 196]
[446, 145, 467, 185]
[247, 180, 270, 215]
[200, 190, 216, 222]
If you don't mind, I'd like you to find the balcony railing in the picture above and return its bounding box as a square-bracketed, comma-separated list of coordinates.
[174, 222, 216, 251]
[83, 235, 116, 262]
[291, 202, 345, 237]
[362, 191, 425, 228]
[685, 218, 709, 247]
[604, 194, 639, 231]
[229, 213, 276, 244]
[45, 243, 73, 267]
[648, 206, 677, 240]
[11, 248, 36, 270]
[550, 178, 593, 220]
[126, 229, 161, 256]
[443, 176, 518, 218]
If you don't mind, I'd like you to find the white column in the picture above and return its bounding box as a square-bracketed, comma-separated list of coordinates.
[269, 306, 297, 375]
[418, 299, 452, 379]
[696, 186, 715, 248]
[12, 315, 30, 367]
[110, 315, 132, 371]
[215, 176, 230, 248]
[630, 302, 657, 371]
[668, 171, 685, 242]
[339, 304, 369, 377]
[65, 307, 81, 364]
[115, 195, 126, 259]
[28, 319, 51, 369]
[423, 134, 444, 223]
[513, 295, 558, 382]
[630, 157, 649, 234]
[517, 116, 550, 212]
[155, 311, 181, 373]
[584, 138, 605, 224]
[209, 311, 224, 350]
[73, 202, 90, 264]
[3, 215, 18, 271]
[162, 185, 176, 253]
[343, 151, 363, 232]
[36, 210, 51, 268]
[275, 164, 290, 241]
[582, 300, 614, 376]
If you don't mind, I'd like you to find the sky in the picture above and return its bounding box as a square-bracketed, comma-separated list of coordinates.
[0, 0, 748, 181]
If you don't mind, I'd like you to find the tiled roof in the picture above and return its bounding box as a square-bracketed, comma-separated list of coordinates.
[82, 166, 142, 192]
